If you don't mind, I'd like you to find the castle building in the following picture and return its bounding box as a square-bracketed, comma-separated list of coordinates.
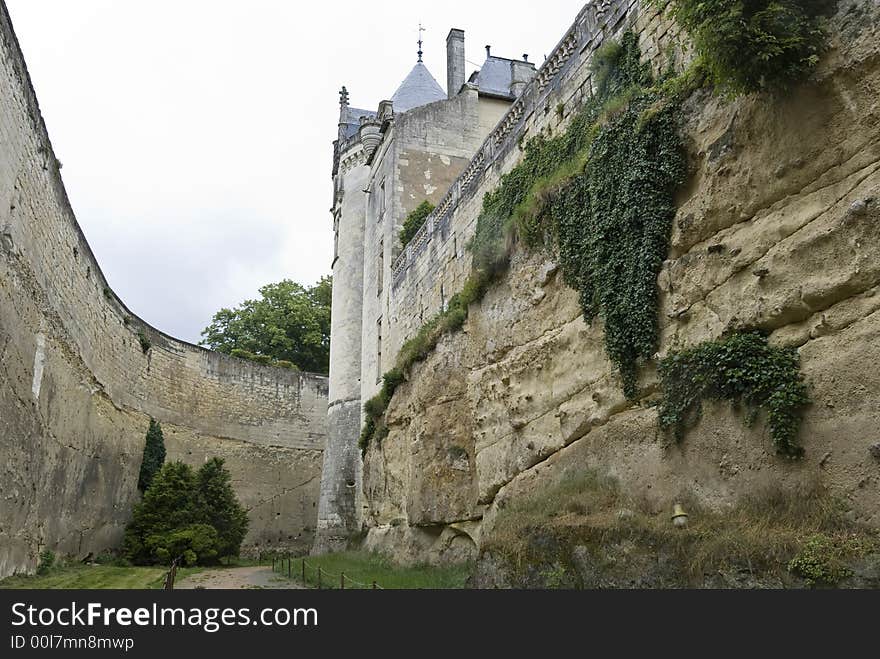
[315, 29, 535, 552]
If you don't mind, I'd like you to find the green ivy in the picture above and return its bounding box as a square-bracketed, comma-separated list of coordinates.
[663, 0, 833, 95]
[399, 201, 436, 248]
[552, 99, 685, 396]
[527, 32, 686, 397]
[658, 332, 810, 457]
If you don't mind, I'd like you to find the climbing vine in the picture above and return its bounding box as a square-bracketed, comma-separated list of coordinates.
[658, 331, 810, 457]
[523, 31, 686, 397]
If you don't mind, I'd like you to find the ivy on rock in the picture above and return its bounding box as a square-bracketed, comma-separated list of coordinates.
[658, 331, 810, 457]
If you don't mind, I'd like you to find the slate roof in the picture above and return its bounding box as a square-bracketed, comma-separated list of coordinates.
[390, 62, 446, 113]
[474, 56, 515, 98]
[341, 106, 376, 140]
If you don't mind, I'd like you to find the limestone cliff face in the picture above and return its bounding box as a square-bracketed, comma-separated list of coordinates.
[0, 2, 326, 577]
[361, 2, 880, 564]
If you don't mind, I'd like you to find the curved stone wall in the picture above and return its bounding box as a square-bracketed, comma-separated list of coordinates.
[0, 2, 326, 577]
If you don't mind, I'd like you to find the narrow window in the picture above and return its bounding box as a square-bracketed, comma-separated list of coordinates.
[333, 215, 340, 262]
[378, 179, 386, 221]
[440, 284, 446, 312]
[453, 234, 458, 259]
[376, 317, 383, 383]
[377, 240, 384, 296]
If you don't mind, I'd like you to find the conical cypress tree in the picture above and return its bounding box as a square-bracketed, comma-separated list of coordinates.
[137, 419, 166, 492]
[196, 457, 249, 558]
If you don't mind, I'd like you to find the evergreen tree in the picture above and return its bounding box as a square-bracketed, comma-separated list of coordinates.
[124, 461, 203, 564]
[196, 458, 249, 558]
[137, 419, 166, 492]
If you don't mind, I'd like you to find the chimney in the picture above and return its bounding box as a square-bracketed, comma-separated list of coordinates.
[446, 28, 465, 99]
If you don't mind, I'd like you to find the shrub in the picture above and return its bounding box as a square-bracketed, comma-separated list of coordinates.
[664, 0, 833, 95]
[230, 348, 296, 369]
[399, 201, 436, 247]
[124, 460, 248, 565]
[787, 533, 859, 586]
[137, 419, 166, 492]
[145, 524, 220, 567]
[124, 462, 203, 564]
[36, 549, 55, 575]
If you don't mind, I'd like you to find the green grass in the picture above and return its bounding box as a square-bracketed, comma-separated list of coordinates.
[273, 551, 470, 589]
[0, 564, 202, 590]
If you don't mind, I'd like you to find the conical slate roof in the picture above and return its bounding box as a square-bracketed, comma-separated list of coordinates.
[391, 62, 446, 113]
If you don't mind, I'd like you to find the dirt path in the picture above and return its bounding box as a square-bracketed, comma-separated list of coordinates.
[175, 566, 305, 589]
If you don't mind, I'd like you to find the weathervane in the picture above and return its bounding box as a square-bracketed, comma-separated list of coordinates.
[418, 23, 425, 62]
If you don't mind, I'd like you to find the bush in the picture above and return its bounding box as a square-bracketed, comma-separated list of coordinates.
[665, 0, 833, 95]
[399, 201, 436, 247]
[145, 524, 220, 566]
[137, 419, 166, 492]
[787, 534, 858, 586]
[36, 549, 55, 575]
[123, 460, 248, 565]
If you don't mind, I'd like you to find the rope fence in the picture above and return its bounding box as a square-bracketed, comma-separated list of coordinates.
[271, 554, 384, 590]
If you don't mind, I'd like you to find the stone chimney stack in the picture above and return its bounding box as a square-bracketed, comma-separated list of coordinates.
[446, 28, 465, 99]
[510, 59, 536, 98]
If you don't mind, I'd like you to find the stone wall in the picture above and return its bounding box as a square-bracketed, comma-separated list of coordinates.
[0, 2, 326, 578]
[362, 0, 880, 564]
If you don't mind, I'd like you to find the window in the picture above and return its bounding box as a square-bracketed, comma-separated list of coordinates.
[376, 317, 383, 383]
[378, 179, 386, 221]
[453, 234, 458, 259]
[377, 240, 384, 296]
[333, 214, 340, 262]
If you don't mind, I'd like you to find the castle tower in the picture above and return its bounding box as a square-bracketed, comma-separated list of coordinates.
[315, 31, 535, 554]
[313, 87, 372, 553]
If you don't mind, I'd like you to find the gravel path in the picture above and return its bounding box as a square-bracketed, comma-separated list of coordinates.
[175, 566, 304, 589]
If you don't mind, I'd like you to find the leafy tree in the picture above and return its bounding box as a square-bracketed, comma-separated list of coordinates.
[137, 419, 166, 492]
[399, 201, 435, 247]
[200, 276, 331, 374]
[196, 458, 249, 559]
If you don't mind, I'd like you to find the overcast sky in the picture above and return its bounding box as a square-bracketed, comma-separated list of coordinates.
[6, 0, 579, 343]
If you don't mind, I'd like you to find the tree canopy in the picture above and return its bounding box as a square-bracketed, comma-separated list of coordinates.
[200, 276, 331, 374]
[137, 419, 166, 492]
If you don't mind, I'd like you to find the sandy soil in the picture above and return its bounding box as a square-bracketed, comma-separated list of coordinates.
[174, 566, 304, 589]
